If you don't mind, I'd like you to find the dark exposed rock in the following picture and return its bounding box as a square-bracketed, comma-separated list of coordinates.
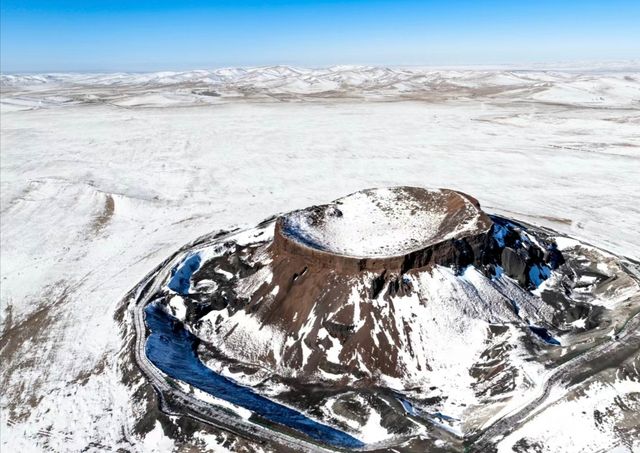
[453, 238, 475, 274]
[324, 320, 355, 342]
[501, 247, 528, 286]
[370, 270, 387, 298]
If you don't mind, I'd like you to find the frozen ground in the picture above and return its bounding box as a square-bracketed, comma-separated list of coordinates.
[1, 65, 639, 452]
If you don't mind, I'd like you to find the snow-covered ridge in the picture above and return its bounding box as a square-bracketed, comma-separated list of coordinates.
[3, 62, 639, 87]
[2, 64, 639, 108]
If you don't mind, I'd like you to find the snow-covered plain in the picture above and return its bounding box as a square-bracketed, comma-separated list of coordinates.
[1, 65, 639, 452]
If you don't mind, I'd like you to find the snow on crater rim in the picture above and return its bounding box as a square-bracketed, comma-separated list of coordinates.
[280, 186, 491, 258]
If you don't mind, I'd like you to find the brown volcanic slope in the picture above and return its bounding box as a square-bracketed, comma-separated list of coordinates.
[189, 187, 551, 385]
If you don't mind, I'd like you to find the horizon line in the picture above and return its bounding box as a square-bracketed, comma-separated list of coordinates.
[3, 59, 640, 76]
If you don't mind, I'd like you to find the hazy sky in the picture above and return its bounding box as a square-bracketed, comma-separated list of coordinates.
[1, 0, 639, 72]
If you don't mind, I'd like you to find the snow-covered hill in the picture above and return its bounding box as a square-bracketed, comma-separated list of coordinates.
[2, 64, 639, 109]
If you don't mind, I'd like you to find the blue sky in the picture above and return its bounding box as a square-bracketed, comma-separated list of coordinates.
[1, 0, 639, 72]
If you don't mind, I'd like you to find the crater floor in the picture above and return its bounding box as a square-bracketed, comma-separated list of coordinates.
[280, 186, 492, 258]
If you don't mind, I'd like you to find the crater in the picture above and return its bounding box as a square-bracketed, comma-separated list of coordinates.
[275, 186, 493, 271]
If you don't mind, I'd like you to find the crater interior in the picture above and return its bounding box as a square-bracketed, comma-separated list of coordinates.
[280, 186, 491, 258]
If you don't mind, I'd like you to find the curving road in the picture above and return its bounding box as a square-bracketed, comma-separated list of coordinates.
[468, 306, 640, 452]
